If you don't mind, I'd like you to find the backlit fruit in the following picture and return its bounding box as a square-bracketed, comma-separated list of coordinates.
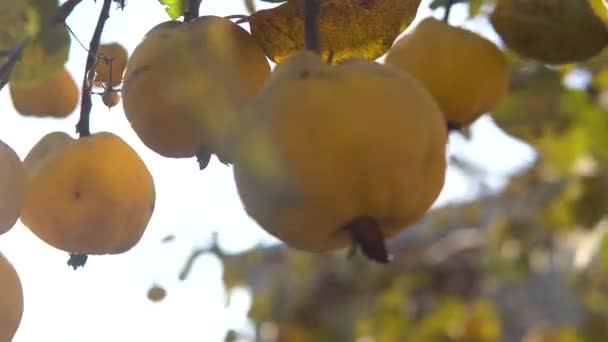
[0, 140, 24, 235]
[385, 17, 510, 127]
[147, 285, 166, 302]
[9, 66, 79, 118]
[0, 252, 23, 342]
[101, 89, 121, 108]
[233, 51, 447, 262]
[490, 0, 608, 64]
[122, 16, 271, 161]
[20, 131, 155, 255]
[94, 42, 128, 87]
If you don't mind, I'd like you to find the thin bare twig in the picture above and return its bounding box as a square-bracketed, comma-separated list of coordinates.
[303, 0, 321, 54]
[225, 14, 250, 22]
[75, 0, 113, 138]
[184, 0, 203, 22]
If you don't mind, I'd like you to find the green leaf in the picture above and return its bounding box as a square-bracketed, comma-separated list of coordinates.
[158, 0, 187, 19]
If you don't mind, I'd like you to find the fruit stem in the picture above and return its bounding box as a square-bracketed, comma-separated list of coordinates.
[346, 216, 391, 264]
[443, 0, 455, 23]
[447, 121, 462, 133]
[76, 0, 112, 138]
[184, 0, 203, 22]
[67, 253, 88, 270]
[303, 0, 321, 54]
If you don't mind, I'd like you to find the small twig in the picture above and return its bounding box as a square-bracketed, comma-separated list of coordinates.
[75, 0, 113, 138]
[443, 0, 455, 23]
[179, 232, 222, 280]
[225, 14, 250, 22]
[303, 0, 321, 54]
[184, 0, 203, 22]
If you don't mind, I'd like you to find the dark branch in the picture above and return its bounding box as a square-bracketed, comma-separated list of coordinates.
[75, 0, 112, 138]
[184, 0, 203, 22]
[56, 0, 84, 23]
[443, 0, 455, 23]
[303, 0, 321, 54]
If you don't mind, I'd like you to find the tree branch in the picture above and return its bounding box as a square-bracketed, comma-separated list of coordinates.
[303, 0, 321, 54]
[75, 0, 112, 138]
[56, 0, 83, 23]
[184, 0, 203, 22]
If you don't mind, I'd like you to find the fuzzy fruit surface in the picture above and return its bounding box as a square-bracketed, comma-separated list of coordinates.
[9, 66, 79, 118]
[20, 131, 156, 255]
[385, 17, 510, 127]
[0, 140, 24, 235]
[234, 51, 447, 253]
[0, 251, 23, 342]
[122, 16, 271, 160]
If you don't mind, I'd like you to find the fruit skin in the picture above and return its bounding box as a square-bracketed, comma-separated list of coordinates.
[122, 16, 271, 160]
[0, 251, 23, 342]
[20, 131, 155, 255]
[9, 66, 79, 118]
[233, 51, 447, 253]
[0, 140, 24, 235]
[101, 89, 121, 108]
[94, 42, 129, 87]
[490, 0, 608, 65]
[385, 17, 510, 127]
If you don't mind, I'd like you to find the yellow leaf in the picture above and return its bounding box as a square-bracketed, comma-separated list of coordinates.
[249, 0, 421, 64]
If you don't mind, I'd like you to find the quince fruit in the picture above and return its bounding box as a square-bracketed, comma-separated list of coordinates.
[20, 131, 155, 255]
[385, 17, 510, 128]
[122, 16, 271, 162]
[0, 251, 23, 342]
[233, 51, 447, 262]
[9, 66, 79, 118]
[0, 140, 24, 235]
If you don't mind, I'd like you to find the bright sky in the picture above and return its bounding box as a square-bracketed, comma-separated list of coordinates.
[0, 1, 535, 341]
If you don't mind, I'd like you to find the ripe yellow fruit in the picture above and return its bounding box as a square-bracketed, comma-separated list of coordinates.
[490, 0, 608, 64]
[9, 66, 79, 118]
[233, 51, 447, 260]
[20, 131, 156, 255]
[385, 17, 510, 127]
[94, 42, 128, 87]
[122, 16, 271, 160]
[101, 89, 121, 108]
[0, 251, 23, 342]
[0, 140, 24, 235]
